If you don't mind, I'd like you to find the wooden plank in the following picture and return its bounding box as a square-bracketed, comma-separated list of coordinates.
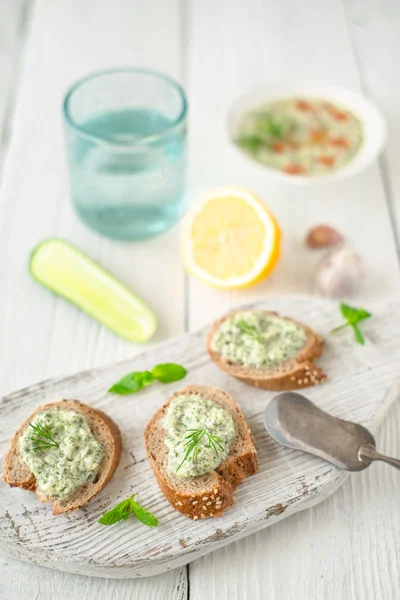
[342, 3, 400, 599]
[343, 0, 400, 253]
[0, 557, 188, 600]
[1, 295, 400, 578]
[0, 0, 187, 597]
[0, 0, 27, 172]
[186, 0, 400, 598]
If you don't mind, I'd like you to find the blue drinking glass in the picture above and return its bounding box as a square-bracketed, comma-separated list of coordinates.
[63, 68, 187, 241]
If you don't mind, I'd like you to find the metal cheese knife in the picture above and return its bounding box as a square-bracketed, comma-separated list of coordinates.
[264, 392, 400, 471]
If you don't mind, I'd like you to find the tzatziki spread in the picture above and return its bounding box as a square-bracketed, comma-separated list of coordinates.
[21, 408, 104, 500]
[163, 394, 236, 478]
[212, 311, 307, 368]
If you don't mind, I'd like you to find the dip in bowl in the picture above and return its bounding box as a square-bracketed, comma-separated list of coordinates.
[229, 84, 386, 185]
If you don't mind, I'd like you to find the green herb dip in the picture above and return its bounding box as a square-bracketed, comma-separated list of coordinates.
[235, 98, 363, 176]
[212, 311, 307, 368]
[21, 409, 104, 500]
[163, 394, 236, 478]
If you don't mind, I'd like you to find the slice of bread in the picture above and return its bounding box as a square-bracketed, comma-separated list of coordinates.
[207, 310, 326, 391]
[3, 399, 122, 515]
[145, 385, 257, 520]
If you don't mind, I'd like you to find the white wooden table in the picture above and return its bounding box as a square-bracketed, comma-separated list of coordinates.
[0, 1, 399, 598]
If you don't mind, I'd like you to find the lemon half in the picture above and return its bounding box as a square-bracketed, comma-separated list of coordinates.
[182, 186, 281, 289]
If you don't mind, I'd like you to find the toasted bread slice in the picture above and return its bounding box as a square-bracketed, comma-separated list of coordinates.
[3, 399, 121, 515]
[145, 385, 257, 520]
[207, 310, 326, 391]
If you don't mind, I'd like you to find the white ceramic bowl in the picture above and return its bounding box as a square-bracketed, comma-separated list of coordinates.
[228, 84, 387, 185]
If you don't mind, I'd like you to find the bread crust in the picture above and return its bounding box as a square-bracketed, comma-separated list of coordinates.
[206, 310, 326, 391]
[145, 385, 257, 520]
[3, 399, 122, 515]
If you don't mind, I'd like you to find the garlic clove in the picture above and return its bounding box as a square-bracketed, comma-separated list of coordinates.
[313, 246, 363, 298]
[306, 225, 343, 248]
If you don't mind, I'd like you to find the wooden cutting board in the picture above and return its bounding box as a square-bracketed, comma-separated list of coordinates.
[1, 295, 399, 578]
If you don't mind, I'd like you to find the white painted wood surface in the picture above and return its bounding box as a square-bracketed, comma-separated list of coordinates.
[344, 0, 400, 258]
[0, 0, 399, 597]
[0, 0, 187, 597]
[0, 0, 27, 175]
[2, 295, 399, 578]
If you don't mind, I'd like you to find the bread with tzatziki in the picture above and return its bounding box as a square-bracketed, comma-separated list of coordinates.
[145, 385, 257, 520]
[3, 399, 121, 515]
[207, 310, 326, 391]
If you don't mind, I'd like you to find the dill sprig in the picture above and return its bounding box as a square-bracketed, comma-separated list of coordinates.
[28, 420, 59, 451]
[176, 427, 224, 472]
[236, 319, 264, 344]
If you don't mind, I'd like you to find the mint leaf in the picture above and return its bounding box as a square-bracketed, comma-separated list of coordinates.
[99, 495, 158, 528]
[354, 308, 371, 321]
[98, 498, 132, 525]
[130, 499, 159, 527]
[352, 323, 365, 345]
[151, 363, 187, 383]
[108, 371, 154, 395]
[340, 303, 358, 321]
[109, 362, 187, 395]
[331, 303, 371, 345]
[340, 303, 371, 325]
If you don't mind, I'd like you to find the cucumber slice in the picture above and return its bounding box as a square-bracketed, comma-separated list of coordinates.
[30, 239, 157, 343]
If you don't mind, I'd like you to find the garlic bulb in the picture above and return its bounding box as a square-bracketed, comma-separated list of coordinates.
[314, 246, 363, 298]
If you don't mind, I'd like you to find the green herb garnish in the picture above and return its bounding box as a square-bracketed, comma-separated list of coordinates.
[236, 135, 264, 152]
[176, 427, 224, 473]
[28, 420, 59, 451]
[151, 363, 187, 383]
[256, 114, 285, 139]
[236, 115, 287, 153]
[331, 303, 372, 345]
[236, 319, 264, 344]
[99, 494, 158, 527]
[108, 363, 187, 395]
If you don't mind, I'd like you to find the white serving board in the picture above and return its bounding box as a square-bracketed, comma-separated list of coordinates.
[0, 295, 399, 579]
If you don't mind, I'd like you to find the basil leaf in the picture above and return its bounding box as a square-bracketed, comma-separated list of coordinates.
[151, 363, 187, 383]
[108, 370, 154, 395]
[130, 499, 159, 527]
[98, 498, 132, 525]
